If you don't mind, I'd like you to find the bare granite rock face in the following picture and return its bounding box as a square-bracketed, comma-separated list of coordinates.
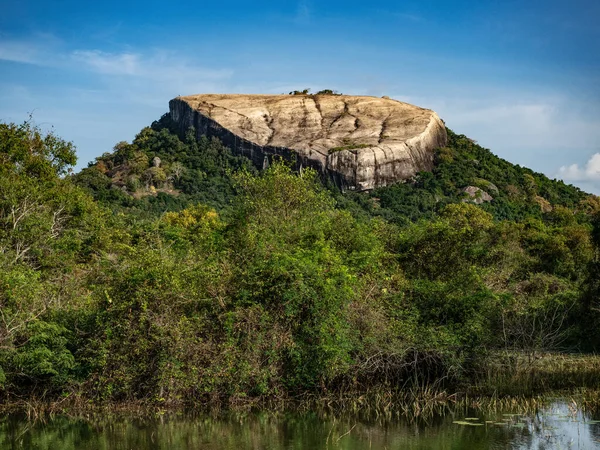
[169, 94, 448, 191]
[461, 186, 493, 204]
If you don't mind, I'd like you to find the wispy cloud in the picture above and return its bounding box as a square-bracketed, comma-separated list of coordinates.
[0, 33, 66, 66]
[71, 50, 139, 75]
[558, 153, 600, 181]
[67, 49, 234, 107]
[0, 36, 233, 84]
[0, 40, 40, 64]
[389, 90, 600, 195]
[395, 92, 600, 154]
[0, 37, 236, 166]
[71, 49, 233, 81]
[0, 37, 234, 105]
[0, 36, 62, 65]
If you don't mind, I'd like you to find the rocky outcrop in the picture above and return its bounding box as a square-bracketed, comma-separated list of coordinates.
[169, 94, 447, 191]
[461, 186, 493, 204]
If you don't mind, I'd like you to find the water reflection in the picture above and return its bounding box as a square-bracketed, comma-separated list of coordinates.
[1, 402, 599, 449]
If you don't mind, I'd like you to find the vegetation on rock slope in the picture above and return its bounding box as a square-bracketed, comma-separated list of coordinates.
[1, 117, 599, 409]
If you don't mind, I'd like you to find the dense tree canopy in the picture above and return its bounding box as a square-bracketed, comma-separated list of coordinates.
[0, 117, 599, 407]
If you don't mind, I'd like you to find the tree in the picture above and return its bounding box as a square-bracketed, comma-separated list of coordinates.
[169, 161, 186, 181]
[0, 120, 76, 179]
[143, 166, 167, 189]
[0, 120, 108, 395]
[230, 162, 356, 387]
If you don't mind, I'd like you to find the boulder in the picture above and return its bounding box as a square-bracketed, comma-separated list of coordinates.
[461, 186, 493, 204]
[169, 94, 447, 191]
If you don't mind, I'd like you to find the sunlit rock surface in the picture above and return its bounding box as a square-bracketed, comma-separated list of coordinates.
[169, 94, 447, 190]
[461, 186, 494, 204]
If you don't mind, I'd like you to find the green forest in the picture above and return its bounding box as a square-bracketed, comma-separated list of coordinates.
[1, 116, 600, 411]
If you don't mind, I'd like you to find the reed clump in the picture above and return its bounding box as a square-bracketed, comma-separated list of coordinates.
[471, 352, 600, 396]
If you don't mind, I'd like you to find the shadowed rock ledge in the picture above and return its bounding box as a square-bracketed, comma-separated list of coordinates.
[169, 94, 447, 191]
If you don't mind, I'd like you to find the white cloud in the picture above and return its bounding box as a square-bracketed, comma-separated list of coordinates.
[395, 92, 600, 159]
[0, 39, 236, 167]
[0, 36, 233, 85]
[558, 153, 600, 181]
[72, 50, 140, 75]
[0, 34, 65, 65]
[71, 50, 233, 81]
[0, 38, 61, 65]
[0, 41, 40, 64]
[66, 49, 234, 109]
[0, 42, 234, 106]
[391, 90, 600, 194]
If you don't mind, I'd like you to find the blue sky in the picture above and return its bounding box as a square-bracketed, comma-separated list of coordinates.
[1, 0, 599, 193]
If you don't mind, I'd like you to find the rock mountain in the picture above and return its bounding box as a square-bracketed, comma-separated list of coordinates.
[169, 94, 447, 191]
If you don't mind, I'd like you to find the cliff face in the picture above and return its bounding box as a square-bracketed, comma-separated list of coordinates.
[169, 94, 447, 191]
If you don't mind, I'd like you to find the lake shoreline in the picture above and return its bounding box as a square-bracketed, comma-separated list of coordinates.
[2, 387, 599, 421]
[3, 352, 600, 419]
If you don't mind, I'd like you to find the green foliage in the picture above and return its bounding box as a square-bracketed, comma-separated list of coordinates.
[578, 209, 600, 349]
[10, 320, 75, 386]
[0, 120, 76, 179]
[74, 115, 255, 217]
[288, 89, 342, 95]
[315, 89, 342, 95]
[0, 120, 116, 397]
[1, 117, 599, 408]
[361, 129, 588, 224]
[230, 164, 357, 388]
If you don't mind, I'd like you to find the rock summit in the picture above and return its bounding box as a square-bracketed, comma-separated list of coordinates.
[169, 94, 447, 190]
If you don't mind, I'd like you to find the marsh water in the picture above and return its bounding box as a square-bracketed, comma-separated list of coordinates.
[1, 401, 600, 449]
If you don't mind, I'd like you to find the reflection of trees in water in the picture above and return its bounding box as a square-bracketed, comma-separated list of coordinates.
[1, 406, 599, 450]
[589, 418, 600, 443]
[526, 404, 599, 450]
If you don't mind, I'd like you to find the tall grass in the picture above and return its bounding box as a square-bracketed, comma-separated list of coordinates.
[472, 352, 600, 396]
[3, 352, 600, 420]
